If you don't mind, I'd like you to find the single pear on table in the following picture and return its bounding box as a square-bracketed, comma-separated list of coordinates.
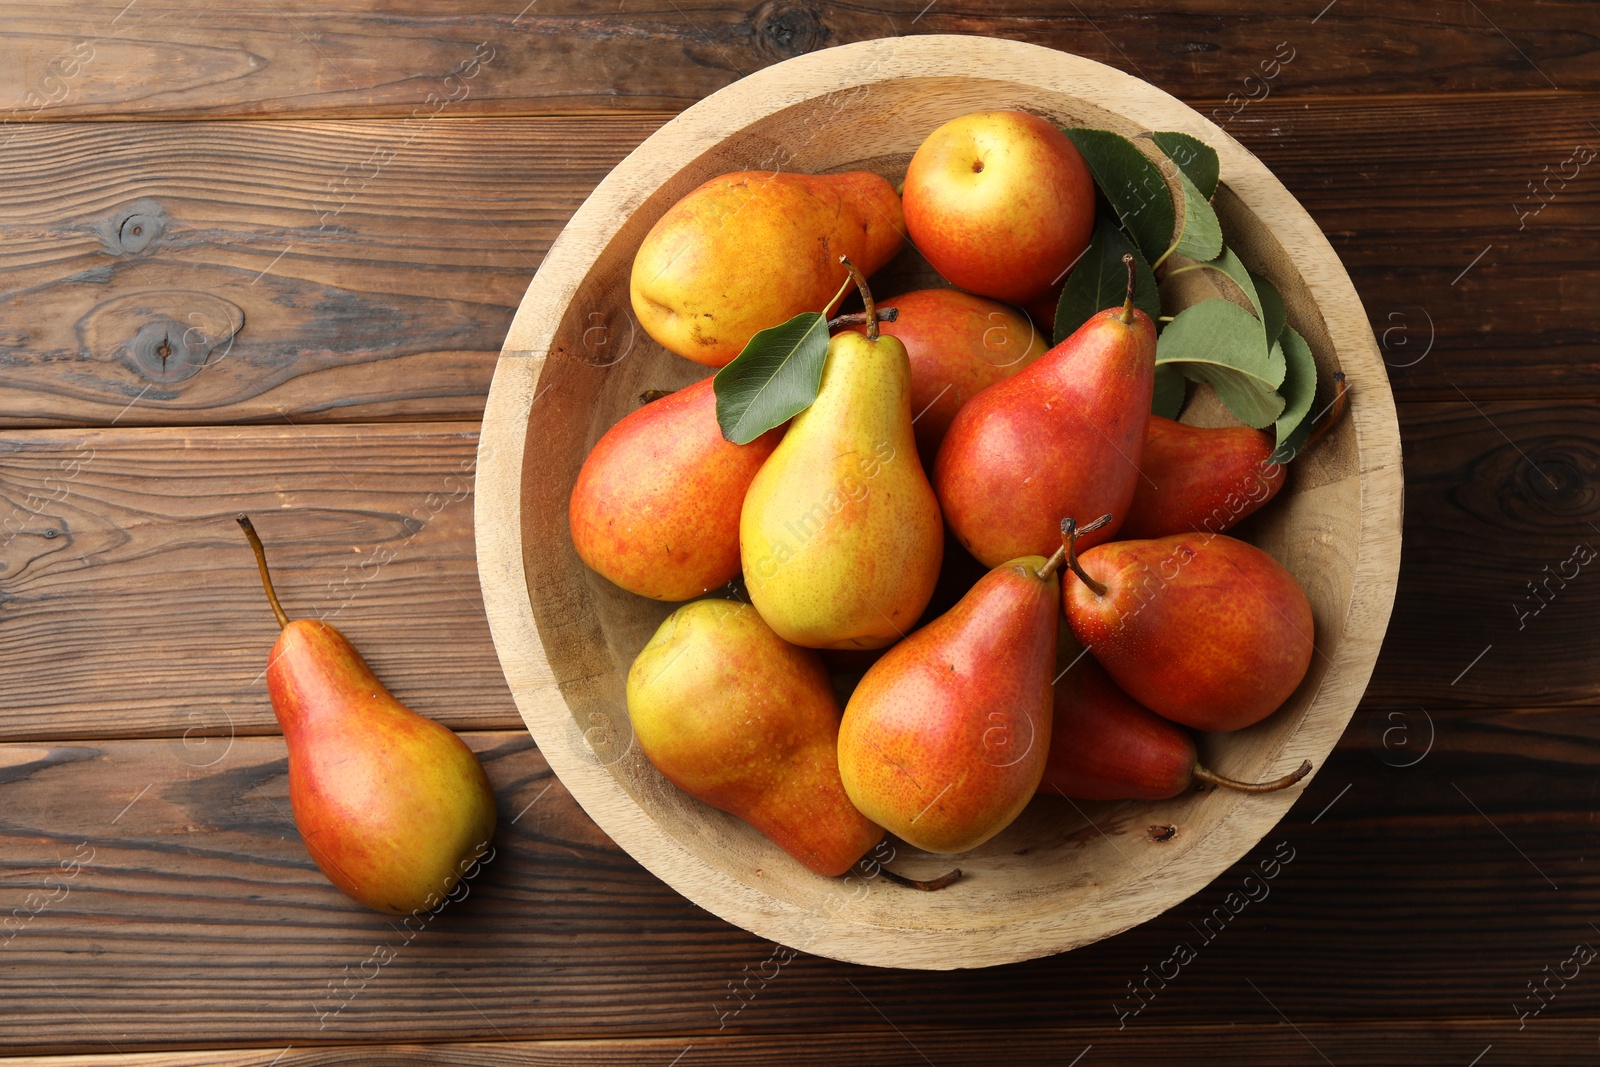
[740, 258, 943, 650]
[1118, 416, 1286, 540]
[848, 288, 1050, 464]
[569, 378, 781, 601]
[1041, 649, 1311, 801]
[934, 257, 1156, 567]
[836, 548, 1064, 855]
[237, 515, 497, 915]
[1060, 520, 1315, 733]
[626, 598, 883, 877]
[631, 170, 905, 367]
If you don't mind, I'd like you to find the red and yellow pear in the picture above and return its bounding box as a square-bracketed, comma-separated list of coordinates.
[237, 516, 496, 915]
[626, 598, 883, 876]
[631, 170, 905, 367]
[837, 548, 1063, 854]
[1119, 416, 1285, 540]
[902, 110, 1095, 307]
[934, 259, 1156, 567]
[1061, 522, 1315, 733]
[569, 378, 781, 601]
[1041, 651, 1311, 800]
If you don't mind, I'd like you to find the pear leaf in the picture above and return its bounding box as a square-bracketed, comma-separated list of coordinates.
[1250, 269, 1287, 347]
[1171, 167, 1223, 263]
[713, 312, 829, 444]
[1152, 363, 1188, 419]
[1152, 131, 1220, 198]
[1194, 247, 1263, 326]
[1053, 215, 1161, 345]
[1062, 127, 1176, 265]
[1156, 298, 1286, 429]
[1273, 325, 1319, 449]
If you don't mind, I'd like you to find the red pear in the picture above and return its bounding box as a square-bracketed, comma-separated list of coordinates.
[902, 110, 1095, 307]
[934, 263, 1156, 567]
[837, 550, 1062, 854]
[1119, 416, 1286, 540]
[1041, 652, 1311, 800]
[850, 288, 1049, 461]
[1062, 526, 1315, 733]
[238, 516, 497, 915]
[570, 378, 781, 601]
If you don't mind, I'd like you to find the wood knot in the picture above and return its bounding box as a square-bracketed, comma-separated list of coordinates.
[753, 2, 826, 58]
[76, 291, 245, 384]
[96, 198, 168, 256]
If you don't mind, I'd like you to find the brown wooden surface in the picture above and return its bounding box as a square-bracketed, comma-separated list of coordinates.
[1, 1, 1598, 1062]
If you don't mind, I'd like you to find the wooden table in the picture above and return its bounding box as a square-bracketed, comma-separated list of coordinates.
[1, 3, 1595, 1063]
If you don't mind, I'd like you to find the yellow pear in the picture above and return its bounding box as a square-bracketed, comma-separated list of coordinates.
[630, 170, 905, 367]
[740, 266, 943, 649]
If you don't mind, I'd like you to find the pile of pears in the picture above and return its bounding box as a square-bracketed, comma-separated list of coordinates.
[571, 111, 1320, 879]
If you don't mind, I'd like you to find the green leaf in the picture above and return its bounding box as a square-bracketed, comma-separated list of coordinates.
[1171, 167, 1223, 263]
[1152, 364, 1188, 419]
[1156, 298, 1286, 429]
[1195, 247, 1263, 325]
[1250, 269, 1287, 347]
[1053, 216, 1161, 345]
[1272, 326, 1319, 451]
[1063, 127, 1176, 265]
[1152, 131, 1219, 198]
[713, 312, 829, 444]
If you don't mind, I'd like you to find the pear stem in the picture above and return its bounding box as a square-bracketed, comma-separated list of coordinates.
[1061, 515, 1112, 598]
[826, 307, 900, 331]
[876, 866, 963, 891]
[1193, 759, 1313, 795]
[237, 514, 290, 631]
[1035, 544, 1068, 582]
[1119, 253, 1137, 325]
[838, 255, 878, 341]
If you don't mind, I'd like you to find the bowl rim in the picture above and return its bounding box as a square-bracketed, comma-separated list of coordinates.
[475, 33, 1403, 969]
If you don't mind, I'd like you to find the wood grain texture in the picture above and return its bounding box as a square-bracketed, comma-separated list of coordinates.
[1364, 401, 1600, 709]
[0, 116, 648, 428]
[0, 1, 1594, 120]
[0, 423, 518, 741]
[0, 727, 1596, 1053]
[2, 94, 1593, 429]
[5, 1021, 1599, 1066]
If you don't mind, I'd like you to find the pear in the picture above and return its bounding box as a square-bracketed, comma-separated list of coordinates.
[1119, 416, 1285, 540]
[570, 378, 782, 601]
[1061, 522, 1315, 732]
[933, 258, 1156, 567]
[237, 516, 496, 915]
[626, 598, 883, 876]
[740, 261, 943, 650]
[631, 170, 905, 367]
[837, 549, 1063, 854]
[1041, 650, 1311, 800]
[849, 288, 1050, 463]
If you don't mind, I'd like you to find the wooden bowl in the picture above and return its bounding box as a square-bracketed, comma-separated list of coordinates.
[475, 35, 1402, 970]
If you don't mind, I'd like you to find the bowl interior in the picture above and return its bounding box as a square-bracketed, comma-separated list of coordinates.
[500, 54, 1385, 968]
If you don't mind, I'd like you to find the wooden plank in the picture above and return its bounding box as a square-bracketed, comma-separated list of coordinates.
[0, 423, 519, 740]
[1, 1020, 1593, 1066]
[0, 116, 654, 428]
[0, 727, 1596, 1052]
[0, 399, 1594, 741]
[1363, 400, 1600, 708]
[0, 2, 1594, 121]
[1, 95, 1595, 429]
